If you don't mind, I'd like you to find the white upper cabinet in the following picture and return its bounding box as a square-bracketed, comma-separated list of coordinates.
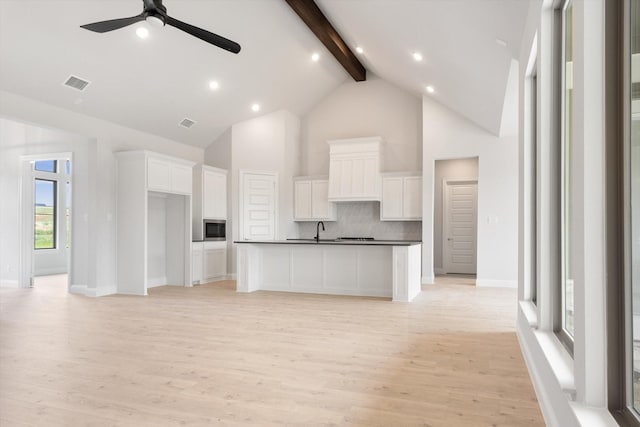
[381, 173, 422, 221]
[192, 165, 227, 240]
[328, 137, 382, 201]
[203, 168, 227, 220]
[294, 177, 336, 221]
[147, 155, 193, 194]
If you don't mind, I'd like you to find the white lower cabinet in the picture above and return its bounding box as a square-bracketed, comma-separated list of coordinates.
[192, 241, 227, 283]
[192, 243, 203, 284]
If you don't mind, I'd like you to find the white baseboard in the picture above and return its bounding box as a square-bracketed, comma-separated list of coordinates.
[476, 279, 517, 288]
[34, 267, 68, 277]
[0, 279, 19, 288]
[434, 268, 446, 275]
[227, 273, 236, 280]
[93, 286, 117, 297]
[147, 277, 167, 288]
[421, 275, 435, 285]
[69, 284, 87, 295]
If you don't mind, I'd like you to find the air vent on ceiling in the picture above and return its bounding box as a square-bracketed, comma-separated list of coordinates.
[179, 118, 196, 129]
[63, 75, 90, 91]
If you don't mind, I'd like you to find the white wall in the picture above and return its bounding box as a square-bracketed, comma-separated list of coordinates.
[422, 98, 518, 286]
[0, 91, 204, 295]
[301, 76, 422, 175]
[229, 110, 300, 274]
[433, 157, 479, 272]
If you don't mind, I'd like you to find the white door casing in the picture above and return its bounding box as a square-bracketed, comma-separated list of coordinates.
[240, 171, 278, 240]
[443, 180, 478, 274]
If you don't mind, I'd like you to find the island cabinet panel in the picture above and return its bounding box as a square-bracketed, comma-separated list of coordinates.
[236, 241, 421, 301]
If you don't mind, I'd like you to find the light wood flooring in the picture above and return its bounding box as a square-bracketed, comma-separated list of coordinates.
[0, 274, 543, 426]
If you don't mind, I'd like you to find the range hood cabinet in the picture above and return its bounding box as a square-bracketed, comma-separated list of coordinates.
[327, 137, 383, 202]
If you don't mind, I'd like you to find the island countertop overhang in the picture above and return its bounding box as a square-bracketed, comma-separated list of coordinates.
[234, 239, 421, 246]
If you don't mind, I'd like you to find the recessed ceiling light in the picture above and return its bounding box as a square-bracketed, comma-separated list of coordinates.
[355, 46, 364, 54]
[311, 52, 320, 62]
[426, 85, 435, 94]
[251, 103, 261, 112]
[413, 52, 423, 62]
[136, 27, 149, 39]
[209, 80, 219, 90]
[496, 38, 508, 47]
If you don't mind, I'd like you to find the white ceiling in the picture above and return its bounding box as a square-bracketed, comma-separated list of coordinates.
[0, 0, 529, 149]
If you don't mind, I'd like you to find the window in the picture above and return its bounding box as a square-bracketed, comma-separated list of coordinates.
[558, 0, 575, 347]
[34, 179, 57, 249]
[34, 159, 56, 173]
[631, 0, 640, 416]
[532, 65, 539, 305]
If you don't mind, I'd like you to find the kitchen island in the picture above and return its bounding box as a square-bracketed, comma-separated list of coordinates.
[235, 239, 422, 302]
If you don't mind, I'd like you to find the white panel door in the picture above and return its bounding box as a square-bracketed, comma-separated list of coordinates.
[443, 181, 477, 274]
[242, 172, 277, 240]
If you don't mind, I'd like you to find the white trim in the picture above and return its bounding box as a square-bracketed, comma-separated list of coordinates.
[421, 274, 435, 284]
[0, 280, 19, 288]
[434, 267, 446, 275]
[69, 284, 87, 295]
[90, 286, 118, 297]
[33, 267, 68, 277]
[147, 277, 167, 288]
[476, 279, 517, 288]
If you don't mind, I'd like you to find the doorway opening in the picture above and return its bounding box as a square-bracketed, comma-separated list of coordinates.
[20, 153, 72, 291]
[433, 158, 478, 280]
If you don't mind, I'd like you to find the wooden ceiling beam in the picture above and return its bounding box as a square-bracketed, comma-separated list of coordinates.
[284, 0, 366, 82]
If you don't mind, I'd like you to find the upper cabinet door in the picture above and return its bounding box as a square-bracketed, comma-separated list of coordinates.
[403, 176, 422, 220]
[381, 177, 403, 219]
[147, 158, 172, 192]
[171, 164, 193, 194]
[147, 156, 193, 194]
[203, 170, 227, 219]
[311, 180, 334, 219]
[294, 180, 312, 220]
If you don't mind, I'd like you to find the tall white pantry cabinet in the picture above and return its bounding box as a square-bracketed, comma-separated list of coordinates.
[192, 165, 228, 284]
[116, 150, 195, 295]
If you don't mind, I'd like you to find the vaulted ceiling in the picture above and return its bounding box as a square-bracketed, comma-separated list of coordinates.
[0, 0, 529, 149]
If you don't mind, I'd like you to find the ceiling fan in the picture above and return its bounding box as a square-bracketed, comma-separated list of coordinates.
[80, 0, 241, 54]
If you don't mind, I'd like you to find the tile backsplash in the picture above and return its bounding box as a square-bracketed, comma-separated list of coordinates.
[297, 202, 422, 241]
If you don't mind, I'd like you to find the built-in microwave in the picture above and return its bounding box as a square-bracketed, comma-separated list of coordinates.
[204, 219, 226, 241]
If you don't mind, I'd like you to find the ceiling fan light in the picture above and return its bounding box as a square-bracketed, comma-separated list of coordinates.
[146, 15, 165, 28]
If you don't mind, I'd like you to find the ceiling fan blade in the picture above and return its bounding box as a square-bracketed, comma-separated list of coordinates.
[165, 16, 241, 54]
[80, 14, 146, 33]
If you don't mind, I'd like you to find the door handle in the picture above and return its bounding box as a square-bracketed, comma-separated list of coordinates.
[447, 238, 453, 241]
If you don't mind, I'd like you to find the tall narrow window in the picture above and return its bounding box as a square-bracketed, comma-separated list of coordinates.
[34, 179, 57, 249]
[630, 0, 640, 414]
[560, 0, 575, 342]
[532, 66, 539, 305]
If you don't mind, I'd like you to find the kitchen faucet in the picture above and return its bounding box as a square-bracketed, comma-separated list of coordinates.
[315, 221, 325, 243]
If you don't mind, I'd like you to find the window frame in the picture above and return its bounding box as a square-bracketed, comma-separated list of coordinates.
[33, 177, 57, 251]
[609, 0, 640, 424]
[554, 0, 575, 355]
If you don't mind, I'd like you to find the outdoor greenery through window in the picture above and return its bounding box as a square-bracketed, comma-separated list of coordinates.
[561, 0, 575, 340]
[34, 178, 56, 249]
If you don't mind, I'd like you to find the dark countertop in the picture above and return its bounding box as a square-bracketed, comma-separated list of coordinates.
[234, 239, 422, 247]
